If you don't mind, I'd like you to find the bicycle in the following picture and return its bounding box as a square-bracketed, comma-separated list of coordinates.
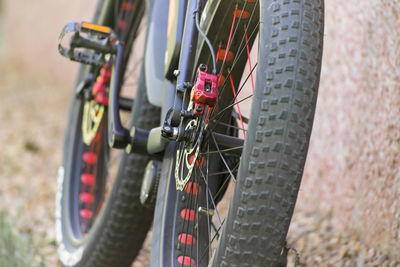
[56, 0, 324, 266]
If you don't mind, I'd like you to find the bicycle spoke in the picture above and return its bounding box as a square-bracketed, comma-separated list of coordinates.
[210, 133, 237, 183]
[229, 74, 246, 138]
[215, 45, 221, 65]
[122, 57, 143, 84]
[198, 167, 222, 227]
[212, 93, 253, 122]
[210, 63, 257, 128]
[205, 144, 211, 260]
[206, 170, 233, 176]
[217, 2, 259, 97]
[216, 22, 259, 100]
[244, 25, 255, 92]
[211, 222, 220, 241]
[218, 9, 236, 79]
[198, 219, 225, 265]
[201, 145, 243, 155]
[212, 120, 247, 132]
[231, 62, 258, 101]
[218, 2, 248, 79]
[212, 162, 239, 202]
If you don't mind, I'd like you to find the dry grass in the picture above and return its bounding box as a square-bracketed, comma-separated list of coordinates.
[0, 212, 42, 267]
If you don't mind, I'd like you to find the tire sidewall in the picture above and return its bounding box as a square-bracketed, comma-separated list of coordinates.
[56, 95, 86, 266]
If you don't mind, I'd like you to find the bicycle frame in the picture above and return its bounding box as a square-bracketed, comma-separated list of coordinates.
[107, 0, 242, 157]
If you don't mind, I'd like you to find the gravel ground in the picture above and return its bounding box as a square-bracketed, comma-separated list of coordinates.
[1, 64, 399, 267]
[0, 64, 67, 266]
[288, 209, 400, 267]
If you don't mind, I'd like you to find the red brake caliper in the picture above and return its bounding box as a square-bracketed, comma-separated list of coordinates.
[79, 64, 111, 230]
[191, 64, 219, 116]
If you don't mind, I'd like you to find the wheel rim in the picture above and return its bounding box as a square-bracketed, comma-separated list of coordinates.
[68, 118, 108, 239]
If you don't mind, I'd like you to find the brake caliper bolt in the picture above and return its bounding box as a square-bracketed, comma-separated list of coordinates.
[199, 64, 207, 71]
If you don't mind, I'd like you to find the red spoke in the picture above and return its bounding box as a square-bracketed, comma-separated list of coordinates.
[218, 14, 237, 81]
[244, 25, 255, 92]
[229, 75, 246, 138]
[216, 45, 221, 64]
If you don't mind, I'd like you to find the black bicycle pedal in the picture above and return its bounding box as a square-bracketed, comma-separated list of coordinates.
[58, 22, 118, 66]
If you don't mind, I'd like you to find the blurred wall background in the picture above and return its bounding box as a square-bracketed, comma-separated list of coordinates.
[2, 0, 95, 82]
[299, 0, 400, 260]
[0, 0, 399, 265]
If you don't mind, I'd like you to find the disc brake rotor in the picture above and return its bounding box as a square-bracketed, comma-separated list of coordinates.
[175, 118, 203, 191]
[81, 64, 111, 145]
[82, 100, 105, 145]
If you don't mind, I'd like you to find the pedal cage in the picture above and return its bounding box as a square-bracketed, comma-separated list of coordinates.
[58, 22, 118, 66]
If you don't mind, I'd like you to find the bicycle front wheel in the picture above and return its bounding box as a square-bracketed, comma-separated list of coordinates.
[151, 0, 324, 266]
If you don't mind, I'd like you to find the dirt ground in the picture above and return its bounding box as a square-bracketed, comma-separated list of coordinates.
[0, 64, 398, 267]
[1, 61, 400, 267]
[1, 0, 400, 267]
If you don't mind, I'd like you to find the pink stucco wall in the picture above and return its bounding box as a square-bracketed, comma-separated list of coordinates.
[299, 0, 400, 258]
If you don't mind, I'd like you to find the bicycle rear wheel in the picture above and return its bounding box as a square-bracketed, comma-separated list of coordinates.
[151, 0, 324, 266]
[56, 1, 160, 266]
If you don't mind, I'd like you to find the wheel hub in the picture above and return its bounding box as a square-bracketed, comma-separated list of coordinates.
[140, 160, 162, 209]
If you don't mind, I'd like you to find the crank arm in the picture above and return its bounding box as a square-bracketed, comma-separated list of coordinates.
[108, 43, 130, 149]
[107, 43, 161, 156]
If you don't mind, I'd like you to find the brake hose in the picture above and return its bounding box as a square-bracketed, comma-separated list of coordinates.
[194, 2, 217, 74]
